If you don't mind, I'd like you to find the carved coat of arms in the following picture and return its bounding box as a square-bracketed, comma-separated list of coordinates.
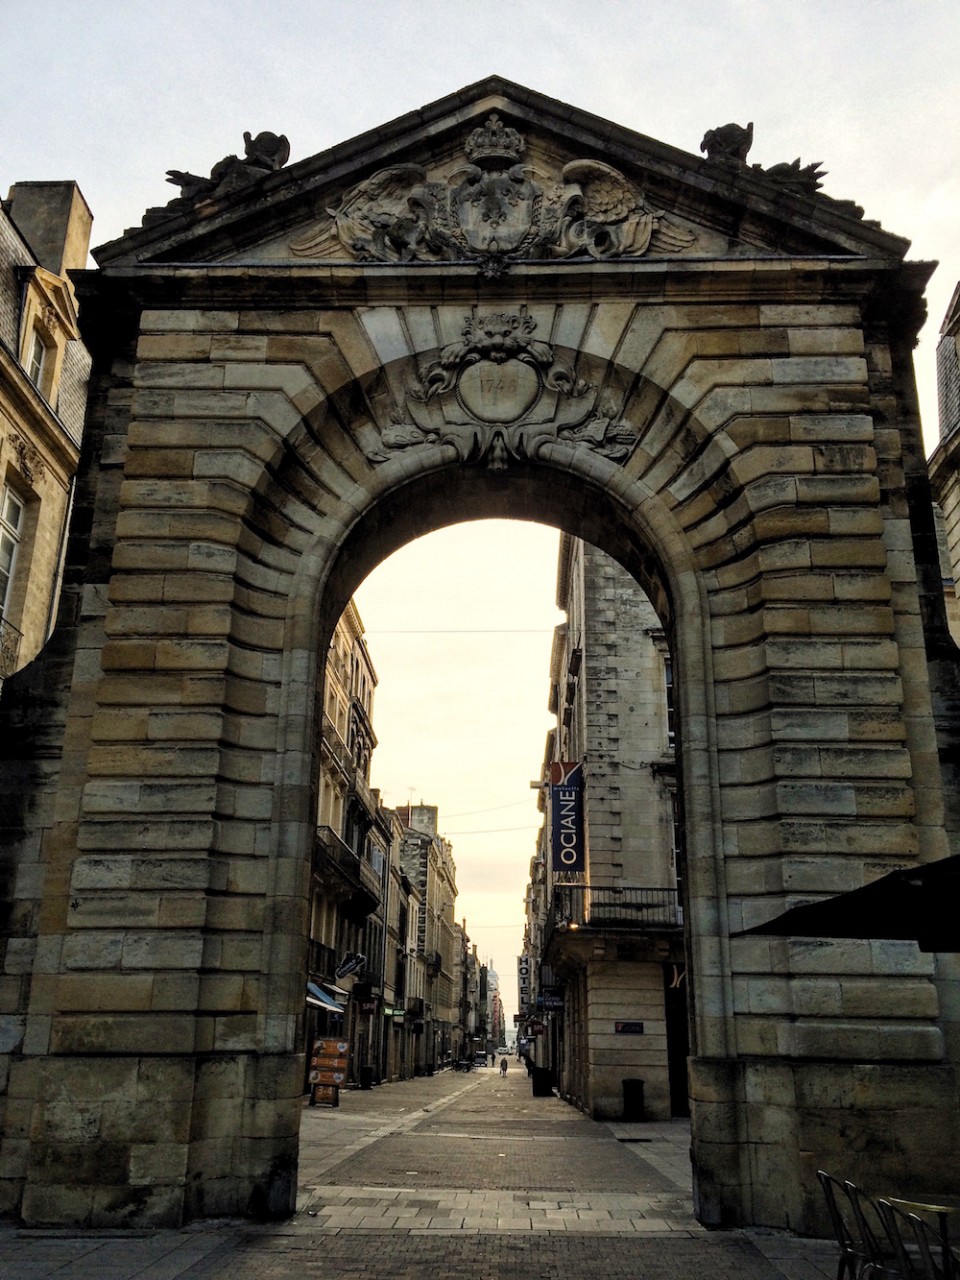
[363, 308, 639, 474]
[292, 115, 696, 274]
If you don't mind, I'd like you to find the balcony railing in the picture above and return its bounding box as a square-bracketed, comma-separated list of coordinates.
[550, 884, 682, 934]
[321, 713, 352, 775]
[314, 825, 382, 913]
[358, 850, 382, 901]
[308, 939, 337, 982]
[0, 616, 23, 679]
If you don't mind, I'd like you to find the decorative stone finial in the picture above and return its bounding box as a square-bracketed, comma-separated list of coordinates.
[242, 131, 291, 172]
[144, 130, 290, 227]
[700, 122, 753, 164]
[754, 157, 826, 196]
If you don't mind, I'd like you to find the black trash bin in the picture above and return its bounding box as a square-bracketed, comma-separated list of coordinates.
[531, 1066, 554, 1097]
[622, 1077, 644, 1121]
[359, 1065, 375, 1090]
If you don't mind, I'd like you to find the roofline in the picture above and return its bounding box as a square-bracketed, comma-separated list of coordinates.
[940, 280, 960, 338]
[93, 75, 912, 267]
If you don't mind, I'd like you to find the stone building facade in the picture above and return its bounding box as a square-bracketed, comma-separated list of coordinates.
[307, 599, 391, 1085]
[527, 535, 686, 1120]
[398, 804, 464, 1072]
[1, 80, 959, 1233]
[931, 286, 960, 652]
[309, 610, 471, 1085]
[0, 183, 92, 679]
[381, 807, 426, 1081]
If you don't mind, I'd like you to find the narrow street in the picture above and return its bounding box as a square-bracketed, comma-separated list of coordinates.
[1, 1065, 837, 1278]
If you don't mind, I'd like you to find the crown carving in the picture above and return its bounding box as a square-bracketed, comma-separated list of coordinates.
[464, 114, 525, 166]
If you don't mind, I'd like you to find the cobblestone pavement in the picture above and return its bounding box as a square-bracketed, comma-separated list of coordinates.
[0, 1065, 838, 1279]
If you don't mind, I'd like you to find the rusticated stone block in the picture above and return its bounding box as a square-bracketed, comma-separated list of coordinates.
[140, 309, 239, 332]
[50, 1014, 200, 1055]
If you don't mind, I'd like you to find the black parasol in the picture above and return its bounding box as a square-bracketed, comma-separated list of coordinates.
[734, 855, 960, 952]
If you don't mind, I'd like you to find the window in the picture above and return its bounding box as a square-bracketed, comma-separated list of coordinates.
[663, 654, 675, 749]
[0, 486, 24, 618]
[26, 329, 47, 388]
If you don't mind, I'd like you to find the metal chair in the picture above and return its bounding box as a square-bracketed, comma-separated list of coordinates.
[877, 1199, 926, 1279]
[817, 1171, 872, 1280]
[843, 1180, 904, 1280]
[877, 1199, 959, 1280]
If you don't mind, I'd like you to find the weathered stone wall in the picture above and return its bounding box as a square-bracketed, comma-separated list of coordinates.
[0, 246, 957, 1230]
[586, 959, 672, 1120]
[580, 541, 674, 890]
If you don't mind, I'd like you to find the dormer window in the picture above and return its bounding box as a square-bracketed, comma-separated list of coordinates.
[27, 328, 47, 388]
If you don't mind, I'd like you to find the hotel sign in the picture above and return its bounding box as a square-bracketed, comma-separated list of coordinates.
[550, 761, 585, 874]
[518, 954, 531, 1008]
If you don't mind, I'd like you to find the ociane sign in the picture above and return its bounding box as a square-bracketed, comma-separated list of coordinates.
[550, 761, 584, 874]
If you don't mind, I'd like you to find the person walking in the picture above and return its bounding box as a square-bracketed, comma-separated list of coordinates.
[499, 1057, 508, 1077]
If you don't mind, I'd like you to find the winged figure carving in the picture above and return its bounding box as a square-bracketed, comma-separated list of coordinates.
[304, 165, 448, 262]
[558, 160, 697, 259]
[293, 116, 699, 270]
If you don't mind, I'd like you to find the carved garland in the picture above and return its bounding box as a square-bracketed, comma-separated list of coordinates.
[8, 433, 45, 484]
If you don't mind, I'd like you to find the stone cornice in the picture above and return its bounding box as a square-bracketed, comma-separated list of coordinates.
[74, 254, 917, 317]
[928, 431, 960, 503]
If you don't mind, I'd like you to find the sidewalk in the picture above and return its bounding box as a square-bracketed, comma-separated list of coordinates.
[0, 1066, 838, 1279]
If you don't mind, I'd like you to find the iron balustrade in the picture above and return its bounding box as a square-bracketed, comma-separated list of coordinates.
[308, 940, 337, 983]
[314, 825, 382, 911]
[551, 884, 682, 933]
[321, 713, 353, 775]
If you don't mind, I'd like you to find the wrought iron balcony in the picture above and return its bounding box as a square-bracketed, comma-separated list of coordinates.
[314, 825, 381, 916]
[549, 884, 682, 939]
[308, 939, 338, 983]
[321, 713, 353, 776]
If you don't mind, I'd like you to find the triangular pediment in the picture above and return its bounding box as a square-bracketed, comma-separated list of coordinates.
[32, 267, 81, 339]
[94, 76, 910, 270]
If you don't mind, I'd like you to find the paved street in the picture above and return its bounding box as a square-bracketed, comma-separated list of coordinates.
[0, 1064, 836, 1278]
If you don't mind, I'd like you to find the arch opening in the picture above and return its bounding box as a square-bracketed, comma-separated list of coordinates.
[301, 510, 694, 1140]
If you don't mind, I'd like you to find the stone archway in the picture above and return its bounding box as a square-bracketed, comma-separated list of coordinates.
[1, 78, 959, 1231]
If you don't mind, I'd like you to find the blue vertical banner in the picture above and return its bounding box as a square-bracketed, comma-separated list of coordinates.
[550, 761, 585, 874]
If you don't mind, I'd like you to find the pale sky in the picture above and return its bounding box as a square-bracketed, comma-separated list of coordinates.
[4, 1, 958, 1014]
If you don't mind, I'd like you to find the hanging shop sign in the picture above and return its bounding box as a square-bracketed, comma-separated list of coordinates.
[550, 761, 585, 874]
[537, 988, 564, 1011]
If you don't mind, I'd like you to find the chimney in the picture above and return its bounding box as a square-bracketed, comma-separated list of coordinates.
[6, 181, 93, 275]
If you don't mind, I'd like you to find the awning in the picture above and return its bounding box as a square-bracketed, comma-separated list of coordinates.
[733, 854, 960, 952]
[306, 982, 344, 1013]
